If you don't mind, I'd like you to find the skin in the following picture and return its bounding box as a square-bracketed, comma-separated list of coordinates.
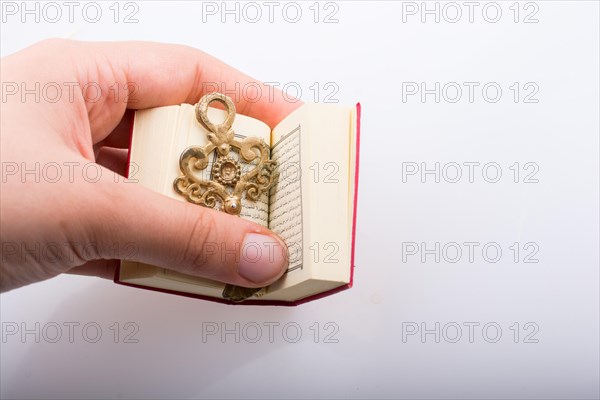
[0, 39, 300, 292]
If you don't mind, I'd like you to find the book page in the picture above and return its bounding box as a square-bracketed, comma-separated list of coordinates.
[264, 107, 310, 294]
[262, 103, 354, 300]
[268, 125, 304, 272]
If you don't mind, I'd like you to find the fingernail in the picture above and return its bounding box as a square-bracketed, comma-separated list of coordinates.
[238, 233, 288, 284]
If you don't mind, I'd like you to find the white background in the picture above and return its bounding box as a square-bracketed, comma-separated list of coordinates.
[1, 1, 599, 399]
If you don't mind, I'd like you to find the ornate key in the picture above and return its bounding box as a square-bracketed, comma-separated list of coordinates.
[173, 93, 276, 302]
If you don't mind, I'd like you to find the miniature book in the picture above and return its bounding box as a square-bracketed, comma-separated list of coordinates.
[115, 93, 360, 305]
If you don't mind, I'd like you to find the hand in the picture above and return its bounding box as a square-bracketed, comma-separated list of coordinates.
[0, 39, 298, 292]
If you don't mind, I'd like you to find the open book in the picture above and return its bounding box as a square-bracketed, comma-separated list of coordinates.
[115, 100, 360, 305]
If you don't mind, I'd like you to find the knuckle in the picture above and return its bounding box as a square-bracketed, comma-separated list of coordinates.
[179, 208, 220, 275]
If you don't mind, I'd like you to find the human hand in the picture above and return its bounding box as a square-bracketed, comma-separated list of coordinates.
[0, 39, 298, 292]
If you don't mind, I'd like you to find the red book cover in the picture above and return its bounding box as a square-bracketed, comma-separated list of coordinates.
[114, 103, 361, 306]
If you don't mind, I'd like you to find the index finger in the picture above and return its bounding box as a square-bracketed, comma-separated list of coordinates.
[10, 39, 300, 142]
[99, 41, 301, 125]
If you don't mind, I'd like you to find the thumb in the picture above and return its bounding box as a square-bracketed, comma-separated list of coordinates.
[87, 180, 289, 288]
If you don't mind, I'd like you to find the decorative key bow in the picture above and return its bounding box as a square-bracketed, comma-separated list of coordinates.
[173, 93, 276, 215]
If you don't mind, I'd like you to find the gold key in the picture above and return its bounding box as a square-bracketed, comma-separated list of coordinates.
[173, 93, 277, 302]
